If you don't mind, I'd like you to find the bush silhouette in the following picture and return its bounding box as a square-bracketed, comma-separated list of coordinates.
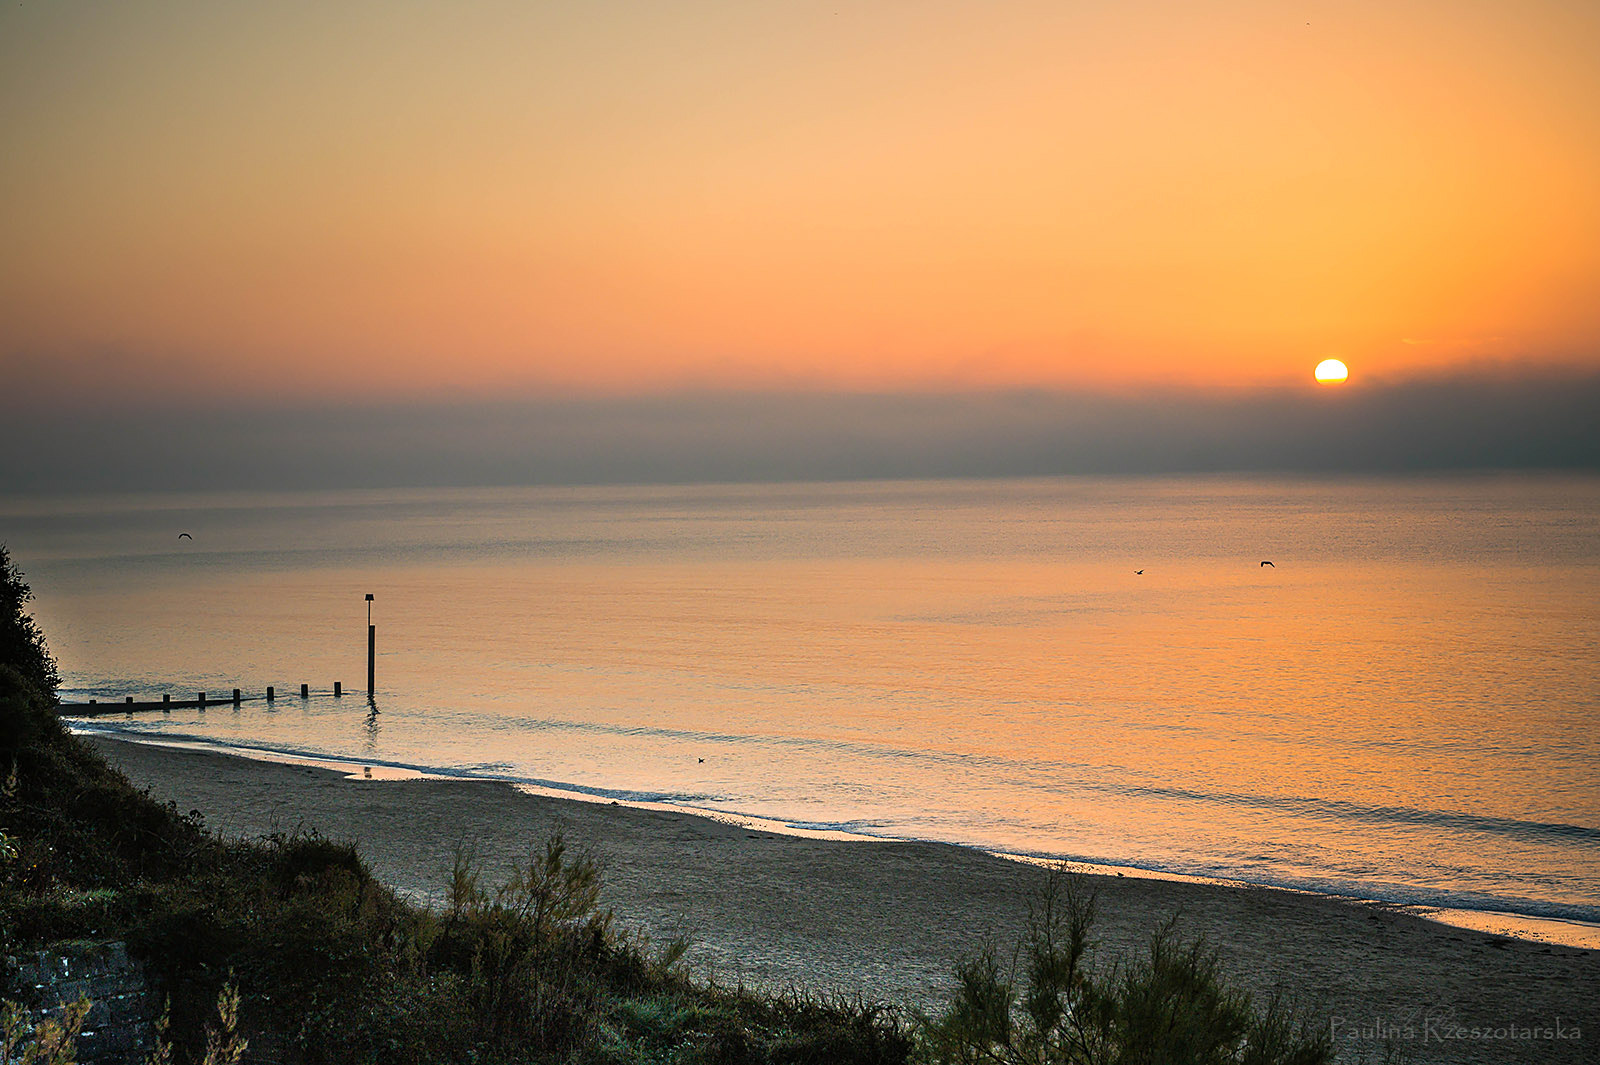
[919, 871, 1330, 1065]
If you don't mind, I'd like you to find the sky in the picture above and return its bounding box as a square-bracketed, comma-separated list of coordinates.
[2, 1, 1598, 486]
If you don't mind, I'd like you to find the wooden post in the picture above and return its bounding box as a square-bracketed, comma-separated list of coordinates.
[266, 685, 275, 701]
[366, 593, 376, 696]
[198, 692, 206, 709]
[126, 696, 134, 704]
[301, 683, 309, 698]
[163, 694, 171, 706]
[334, 681, 342, 697]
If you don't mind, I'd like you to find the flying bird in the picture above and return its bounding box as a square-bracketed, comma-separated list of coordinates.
[178, 532, 193, 540]
[1260, 560, 1274, 567]
[1134, 570, 1143, 575]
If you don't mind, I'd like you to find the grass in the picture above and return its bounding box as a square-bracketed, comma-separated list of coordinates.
[919, 874, 1332, 1064]
[2, 996, 89, 1065]
[0, 544, 1330, 1064]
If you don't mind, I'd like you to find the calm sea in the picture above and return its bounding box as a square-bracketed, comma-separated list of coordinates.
[6, 476, 1598, 929]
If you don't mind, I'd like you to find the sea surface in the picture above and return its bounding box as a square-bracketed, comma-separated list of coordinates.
[5, 476, 1598, 933]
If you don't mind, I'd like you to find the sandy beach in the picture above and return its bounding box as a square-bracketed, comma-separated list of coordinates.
[91, 736, 1596, 1065]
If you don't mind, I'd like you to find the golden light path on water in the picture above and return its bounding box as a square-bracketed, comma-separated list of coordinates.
[23, 478, 1600, 954]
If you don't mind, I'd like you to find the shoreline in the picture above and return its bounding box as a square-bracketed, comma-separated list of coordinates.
[74, 725, 1600, 952]
[87, 733, 1599, 1065]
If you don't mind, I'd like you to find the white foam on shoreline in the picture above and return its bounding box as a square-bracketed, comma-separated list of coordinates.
[507, 781, 884, 842]
[77, 726, 1600, 952]
[991, 852, 1600, 951]
[1401, 907, 1600, 951]
[72, 728, 446, 782]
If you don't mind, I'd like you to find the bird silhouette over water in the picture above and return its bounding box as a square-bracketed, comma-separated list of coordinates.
[178, 532, 192, 540]
[1134, 570, 1143, 575]
[1260, 560, 1274, 567]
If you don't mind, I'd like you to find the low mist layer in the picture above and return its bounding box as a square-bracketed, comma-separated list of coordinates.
[4, 368, 1596, 493]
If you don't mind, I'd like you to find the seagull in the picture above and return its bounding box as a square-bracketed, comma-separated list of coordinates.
[698, 758, 705, 763]
[1260, 560, 1274, 567]
[178, 532, 193, 540]
[1134, 569, 1143, 575]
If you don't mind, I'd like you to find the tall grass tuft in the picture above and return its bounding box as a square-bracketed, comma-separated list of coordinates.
[918, 869, 1331, 1065]
[434, 833, 611, 1053]
[0, 997, 88, 1065]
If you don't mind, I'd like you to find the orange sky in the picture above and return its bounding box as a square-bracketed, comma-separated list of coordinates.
[2, 0, 1597, 402]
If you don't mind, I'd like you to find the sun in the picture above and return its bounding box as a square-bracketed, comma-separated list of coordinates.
[1314, 359, 1349, 383]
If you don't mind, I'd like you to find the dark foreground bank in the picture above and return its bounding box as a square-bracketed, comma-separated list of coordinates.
[90, 735, 1599, 1065]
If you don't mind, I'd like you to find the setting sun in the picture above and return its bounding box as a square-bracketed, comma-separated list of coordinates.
[1315, 359, 1350, 383]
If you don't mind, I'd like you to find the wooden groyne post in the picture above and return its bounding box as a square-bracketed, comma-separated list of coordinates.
[59, 685, 357, 716]
[57, 590, 386, 714]
[366, 593, 375, 696]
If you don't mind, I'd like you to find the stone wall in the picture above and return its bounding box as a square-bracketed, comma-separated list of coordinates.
[3, 941, 156, 1064]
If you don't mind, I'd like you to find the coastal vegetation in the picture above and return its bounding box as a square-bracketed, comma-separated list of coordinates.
[1, 545, 1329, 1064]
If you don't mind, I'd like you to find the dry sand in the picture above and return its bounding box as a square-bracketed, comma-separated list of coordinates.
[91, 736, 1596, 1065]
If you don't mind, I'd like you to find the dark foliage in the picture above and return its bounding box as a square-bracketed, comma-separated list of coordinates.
[0, 545, 59, 700]
[919, 873, 1331, 1065]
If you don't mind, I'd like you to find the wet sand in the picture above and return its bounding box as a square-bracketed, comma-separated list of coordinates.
[91, 736, 1597, 1065]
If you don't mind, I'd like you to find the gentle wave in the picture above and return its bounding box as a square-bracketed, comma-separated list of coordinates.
[76, 724, 729, 807]
[1095, 782, 1600, 847]
[482, 714, 1600, 848]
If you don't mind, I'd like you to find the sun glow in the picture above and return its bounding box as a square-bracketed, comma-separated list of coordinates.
[1315, 359, 1350, 383]
[3, 3, 1598, 401]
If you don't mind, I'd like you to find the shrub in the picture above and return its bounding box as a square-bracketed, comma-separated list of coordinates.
[0, 996, 89, 1065]
[433, 834, 612, 1053]
[0, 547, 57, 701]
[918, 870, 1331, 1065]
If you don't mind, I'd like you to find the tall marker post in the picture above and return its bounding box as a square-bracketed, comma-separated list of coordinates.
[366, 593, 376, 696]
